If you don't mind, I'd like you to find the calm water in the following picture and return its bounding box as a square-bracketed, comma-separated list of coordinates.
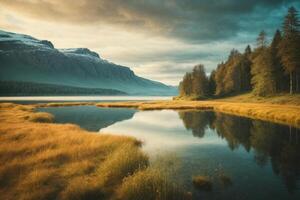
[39, 106, 300, 200]
[0, 96, 171, 104]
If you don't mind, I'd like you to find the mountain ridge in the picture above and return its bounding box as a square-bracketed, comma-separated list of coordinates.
[0, 30, 177, 95]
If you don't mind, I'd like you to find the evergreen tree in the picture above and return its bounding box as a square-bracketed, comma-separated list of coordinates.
[215, 63, 226, 96]
[279, 6, 300, 94]
[179, 72, 193, 96]
[257, 30, 268, 48]
[191, 64, 209, 98]
[270, 30, 289, 92]
[251, 48, 276, 96]
[208, 70, 216, 96]
[245, 45, 252, 57]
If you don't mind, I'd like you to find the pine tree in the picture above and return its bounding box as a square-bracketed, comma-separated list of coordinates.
[245, 45, 252, 57]
[279, 6, 300, 94]
[191, 64, 209, 99]
[251, 48, 276, 96]
[257, 30, 267, 48]
[270, 30, 289, 92]
[208, 70, 216, 96]
[179, 72, 193, 96]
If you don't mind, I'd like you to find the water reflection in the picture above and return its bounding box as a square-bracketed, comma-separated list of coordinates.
[179, 111, 300, 193]
[39, 106, 300, 199]
[39, 106, 136, 131]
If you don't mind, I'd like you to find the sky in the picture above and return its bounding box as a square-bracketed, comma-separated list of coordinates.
[0, 0, 299, 86]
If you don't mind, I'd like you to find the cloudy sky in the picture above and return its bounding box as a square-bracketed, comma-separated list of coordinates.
[0, 0, 299, 85]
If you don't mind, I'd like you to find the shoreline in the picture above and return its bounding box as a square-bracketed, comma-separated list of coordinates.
[0, 103, 186, 199]
[94, 100, 300, 128]
[28, 97, 300, 128]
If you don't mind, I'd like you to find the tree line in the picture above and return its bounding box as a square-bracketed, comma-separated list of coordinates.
[179, 6, 300, 98]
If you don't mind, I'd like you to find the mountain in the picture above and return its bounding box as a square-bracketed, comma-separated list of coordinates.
[0, 30, 177, 95]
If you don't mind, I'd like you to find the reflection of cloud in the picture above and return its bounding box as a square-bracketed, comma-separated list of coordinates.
[0, 0, 299, 85]
[101, 110, 226, 154]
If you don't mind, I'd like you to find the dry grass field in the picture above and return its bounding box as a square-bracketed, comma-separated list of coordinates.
[0, 103, 187, 200]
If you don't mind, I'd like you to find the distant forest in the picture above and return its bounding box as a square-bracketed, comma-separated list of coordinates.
[179, 7, 300, 99]
[0, 81, 126, 96]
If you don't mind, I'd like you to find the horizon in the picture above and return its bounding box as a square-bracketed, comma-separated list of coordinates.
[0, 0, 299, 86]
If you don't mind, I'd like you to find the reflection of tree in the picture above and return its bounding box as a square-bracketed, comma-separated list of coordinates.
[214, 113, 252, 151]
[178, 110, 300, 193]
[178, 111, 215, 138]
[217, 115, 300, 193]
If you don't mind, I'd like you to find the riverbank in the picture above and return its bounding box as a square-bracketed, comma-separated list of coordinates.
[95, 94, 300, 128]
[0, 103, 187, 200]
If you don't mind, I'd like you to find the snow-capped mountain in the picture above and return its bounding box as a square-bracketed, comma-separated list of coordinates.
[0, 30, 177, 95]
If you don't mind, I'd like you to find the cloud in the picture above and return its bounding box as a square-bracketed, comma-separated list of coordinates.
[1, 0, 298, 42]
[0, 0, 299, 85]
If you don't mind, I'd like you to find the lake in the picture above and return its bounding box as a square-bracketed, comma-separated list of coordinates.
[39, 105, 300, 200]
[0, 96, 172, 104]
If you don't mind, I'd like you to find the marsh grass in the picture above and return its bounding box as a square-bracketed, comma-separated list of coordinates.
[116, 155, 189, 200]
[0, 103, 187, 200]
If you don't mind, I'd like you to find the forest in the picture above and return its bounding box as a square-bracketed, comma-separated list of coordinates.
[179, 7, 300, 99]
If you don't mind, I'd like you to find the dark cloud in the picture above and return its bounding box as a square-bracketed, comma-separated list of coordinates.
[1, 0, 299, 43]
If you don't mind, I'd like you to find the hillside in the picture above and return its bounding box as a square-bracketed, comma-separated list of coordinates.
[0, 30, 177, 95]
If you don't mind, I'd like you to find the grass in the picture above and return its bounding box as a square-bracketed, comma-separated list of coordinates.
[96, 93, 300, 128]
[192, 176, 212, 191]
[117, 168, 190, 200]
[0, 103, 186, 200]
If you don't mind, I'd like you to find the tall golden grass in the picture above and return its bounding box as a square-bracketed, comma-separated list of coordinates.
[0, 103, 187, 200]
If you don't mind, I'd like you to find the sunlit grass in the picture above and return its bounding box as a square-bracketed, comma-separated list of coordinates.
[96, 93, 300, 128]
[0, 103, 186, 200]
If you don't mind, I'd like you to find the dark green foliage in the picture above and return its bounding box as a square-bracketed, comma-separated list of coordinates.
[0, 81, 127, 96]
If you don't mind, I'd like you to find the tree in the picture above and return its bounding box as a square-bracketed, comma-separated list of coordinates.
[245, 45, 252, 57]
[191, 64, 209, 98]
[257, 30, 268, 48]
[208, 70, 216, 96]
[215, 63, 226, 96]
[270, 30, 289, 92]
[179, 72, 193, 96]
[279, 6, 300, 94]
[251, 48, 276, 96]
[178, 65, 210, 99]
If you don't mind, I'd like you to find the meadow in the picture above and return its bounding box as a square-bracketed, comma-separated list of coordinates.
[0, 103, 187, 200]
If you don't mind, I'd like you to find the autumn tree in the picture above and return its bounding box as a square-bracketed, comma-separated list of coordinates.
[191, 64, 209, 98]
[179, 72, 193, 96]
[279, 6, 300, 94]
